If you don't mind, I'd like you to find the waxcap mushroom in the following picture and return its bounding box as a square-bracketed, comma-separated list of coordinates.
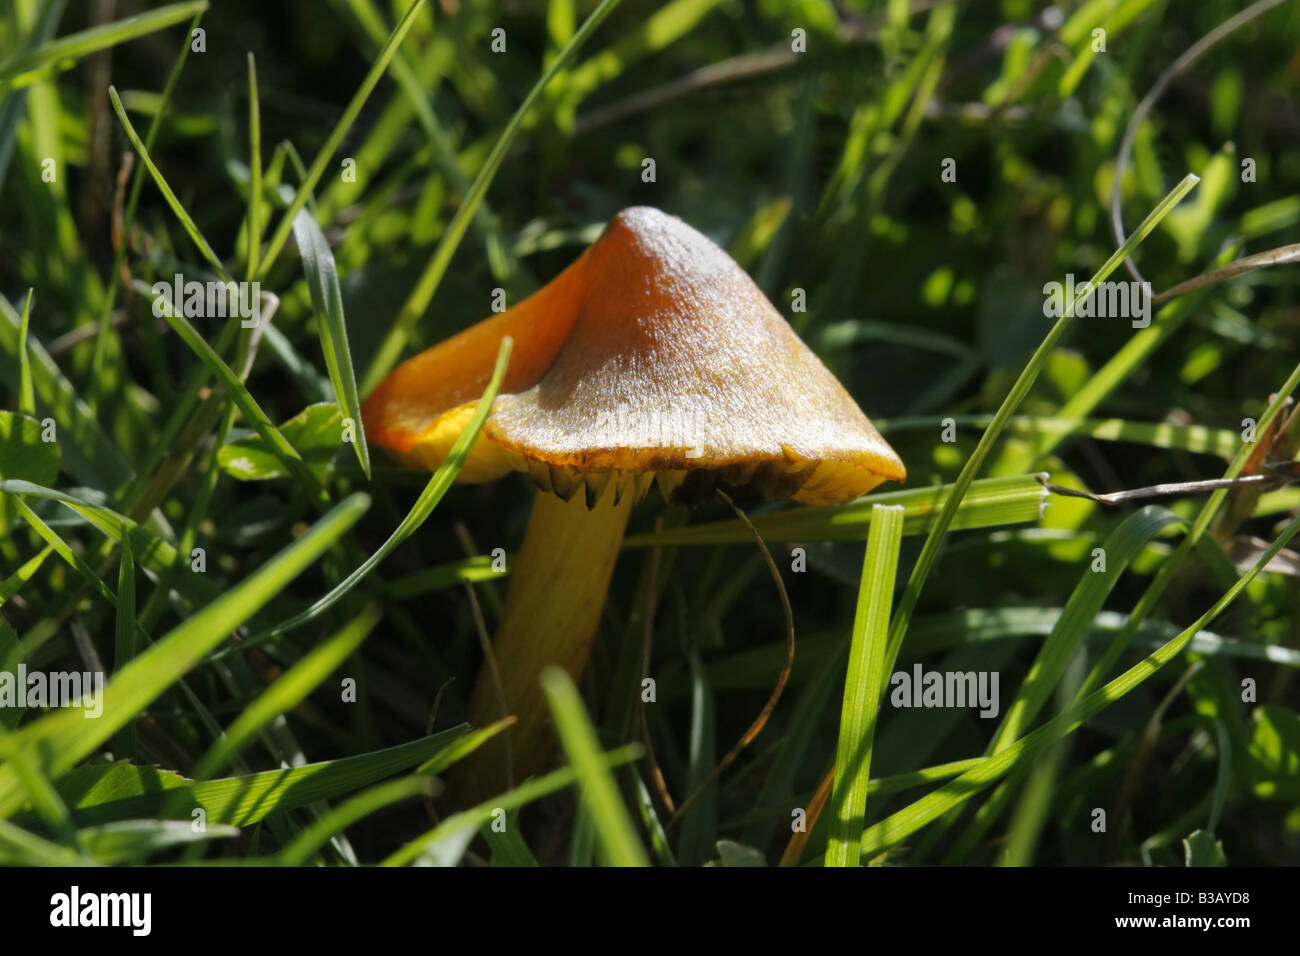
[362, 206, 905, 506]
[362, 206, 906, 802]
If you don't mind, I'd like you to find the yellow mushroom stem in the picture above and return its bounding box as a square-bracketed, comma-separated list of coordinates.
[456, 481, 635, 803]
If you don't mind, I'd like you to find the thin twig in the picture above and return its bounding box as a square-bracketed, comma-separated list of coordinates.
[668, 489, 796, 829]
[1040, 468, 1294, 506]
[1153, 242, 1300, 305]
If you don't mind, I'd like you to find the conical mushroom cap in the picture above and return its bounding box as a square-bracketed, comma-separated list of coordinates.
[362, 206, 905, 505]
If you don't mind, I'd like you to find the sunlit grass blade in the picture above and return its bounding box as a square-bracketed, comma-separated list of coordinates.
[112, 529, 138, 762]
[0, 493, 371, 815]
[990, 506, 1184, 753]
[542, 667, 648, 866]
[380, 743, 642, 866]
[632, 770, 677, 866]
[107, 85, 227, 279]
[4, 748, 80, 851]
[1079, 358, 1300, 699]
[250, 337, 512, 643]
[275, 776, 432, 866]
[291, 208, 370, 477]
[623, 474, 1048, 547]
[0, 818, 83, 865]
[77, 820, 241, 865]
[0, 1, 207, 88]
[0, 544, 54, 607]
[245, 52, 263, 280]
[91, 7, 206, 407]
[61, 731, 463, 828]
[415, 717, 514, 776]
[16, 289, 33, 415]
[826, 504, 904, 867]
[193, 604, 382, 780]
[362, 0, 623, 393]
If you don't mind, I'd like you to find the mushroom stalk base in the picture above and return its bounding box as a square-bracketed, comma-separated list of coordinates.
[456, 485, 634, 804]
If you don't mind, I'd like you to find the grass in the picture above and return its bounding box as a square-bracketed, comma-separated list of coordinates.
[1, 0, 1299, 868]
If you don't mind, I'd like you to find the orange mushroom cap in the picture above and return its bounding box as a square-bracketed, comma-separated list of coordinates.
[361, 206, 905, 506]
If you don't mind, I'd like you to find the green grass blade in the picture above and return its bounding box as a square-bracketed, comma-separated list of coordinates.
[16, 289, 33, 416]
[0, 818, 84, 866]
[0, 480, 216, 607]
[112, 528, 138, 761]
[145, 283, 324, 497]
[0, 1, 207, 88]
[989, 506, 1184, 753]
[246, 52, 263, 280]
[9, 495, 117, 607]
[415, 718, 514, 776]
[481, 812, 540, 866]
[107, 85, 228, 280]
[541, 667, 648, 867]
[275, 776, 432, 866]
[77, 820, 241, 865]
[62, 732, 463, 827]
[623, 474, 1048, 547]
[0, 296, 135, 490]
[1077, 359, 1300, 700]
[291, 208, 370, 477]
[381, 743, 642, 866]
[878, 415, 1243, 460]
[826, 504, 904, 867]
[0, 544, 54, 607]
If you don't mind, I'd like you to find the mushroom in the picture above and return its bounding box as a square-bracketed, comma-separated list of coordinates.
[362, 206, 905, 802]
